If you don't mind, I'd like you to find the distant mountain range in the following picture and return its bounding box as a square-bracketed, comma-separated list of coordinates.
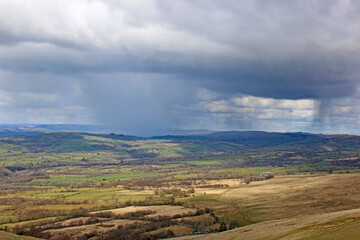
[0, 124, 349, 141]
[0, 124, 106, 137]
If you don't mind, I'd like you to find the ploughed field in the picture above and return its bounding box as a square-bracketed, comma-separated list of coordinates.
[0, 131, 359, 239]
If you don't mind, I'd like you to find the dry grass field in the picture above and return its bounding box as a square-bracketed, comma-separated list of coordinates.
[0, 231, 40, 240]
[43, 219, 140, 239]
[90, 205, 196, 218]
[179, 208, 360, 240]
[178, 173, 360, 239]
[222, 173, 360, 221]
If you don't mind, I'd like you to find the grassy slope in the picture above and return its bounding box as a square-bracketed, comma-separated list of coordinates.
[277, 220, 360, 240]
[177, 210, 360, 240]
[176, 174, 360, 239]
[0, 231, 40, 240]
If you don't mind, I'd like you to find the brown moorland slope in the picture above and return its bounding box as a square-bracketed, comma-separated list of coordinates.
[178, 208, 360, 240]
[0, 231, 40, 240]
[222, 173, 360, 222]
[178, 173, 360, 239]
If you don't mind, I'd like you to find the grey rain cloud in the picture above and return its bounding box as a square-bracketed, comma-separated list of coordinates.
[0, 0, 360, 135]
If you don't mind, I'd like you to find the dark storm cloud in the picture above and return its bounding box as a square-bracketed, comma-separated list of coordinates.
[0, 0, 360, 134]
[1, 43, 358, 100]
[1, 0, 360, 98]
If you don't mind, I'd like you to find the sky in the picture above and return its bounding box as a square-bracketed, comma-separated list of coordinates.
[1, 0, 360, 136]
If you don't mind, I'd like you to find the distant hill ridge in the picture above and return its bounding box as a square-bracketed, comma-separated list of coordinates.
[0, 124, 106, 137]
[1, 125, 359, 153]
